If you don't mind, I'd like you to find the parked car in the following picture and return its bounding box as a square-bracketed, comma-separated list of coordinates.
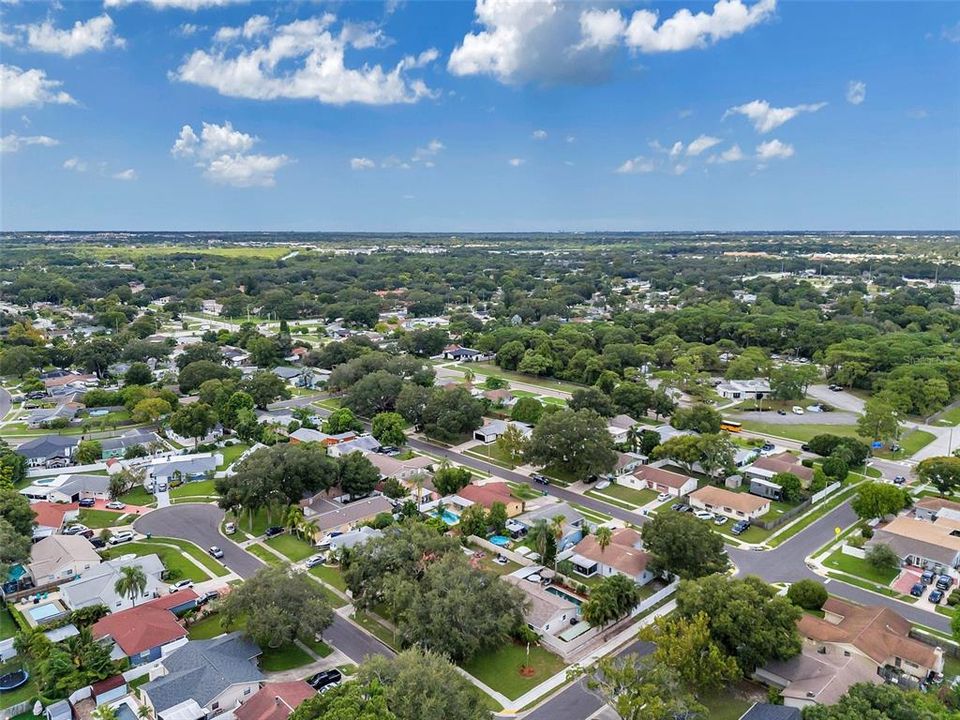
[922, 570, 936, 584]
[829, 384, 843, 391]
[731, 520, 750, 536]
[305, 554, 325, 568]
[532, 474, 550, 485]
[157, 482, 168, 492]
[584, 475, 599, 484]
[78, 498, 96, 508]
[264, 526, 284, 538]
[777, 409, 787, 415]
[90, 537, 106, 549]
[929, 589, 945, 604]
[595, 480, 611, 490]
[693, 510, 715, 521]
[198, 590, 220, 606]
[910, 582, 926, 598]
[208, 546, 224, 559]
[307, 669, 342, 691]
[105, 501, 126, 510]
[670, 502, 685, 511]
[893, 476, 907, 486]
[761, 442, 775, 452]
[936, 575, 954, 591]
[656, 493, 671, 502]
[109, 531, 134, 545]
[63, 524, 90, 536]
[791, 406, 805, 415]
[168, 579, 194, 594]
[800, 444, 811, 452]
[714, 516, 729, 526]
[224, 522, 236, 535]
[805, 405, 823, 413]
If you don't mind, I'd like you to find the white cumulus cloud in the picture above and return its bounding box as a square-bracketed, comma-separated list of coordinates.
[724, 98, 826, 133]
[846, 80, 866, 105]
[18, 14, 124, 57]
[0, 132, 59, 153]
[508, 157, 525, 166]
[173, 14, 437, 106]
[112, 169, 137, 181]
[685, 134, 721, 156]
[756, 138, 794, 161]
[0, 64, 76, 109]
[708, 144, 744, 163]
[106, 0, 239, 10]
[350, 157, 376, 170]
[532, 129, 548, 140]
[63, 157, 88, 172]
[615, 156, 656, 174]
[171, 121, 290, 187]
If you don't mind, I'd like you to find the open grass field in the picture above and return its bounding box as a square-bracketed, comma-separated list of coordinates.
[740, 421, 861, 443]
[150, 536, 230, 577]
[101, 541, 209, 583]
[873, 429, 936, 459]
[265, 533, 316, 562]
[456, 361, 582, 395]
[170, 479, 218, 499]
[78, 508, 132, 528]
[462, 642, 566, 700]
[823, 548, 899, 584]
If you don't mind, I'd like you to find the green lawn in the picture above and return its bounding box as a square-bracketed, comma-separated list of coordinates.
[540, 464, 580, 487]
[823, 548, 899, 584]
[570, 503, 614, 524]
[936, 406, 960, 427]
[462, 642, 566, 700]
[118, 485, 156, 506]
[701, 688, 754, 720]
[0, 606, 17, 641]
[539, 396, 568, 406]
[874, 429, 936, 459]
[0, 660, 37, 711]
[509, 390, 539, 398]
[101, 541, 209, 583]
[261, 643, 314, 672]
[739, 421, 861, 443]
[247, 543, 284, 566]
[170, 479, 218, 498]
[464, 443, 517, 469]
[265, 534, 316, 562]
[149, 536, 230, 577]
[309, 564, 347, 591]
[217, 443, 250, 470]
[350, 612, 399, 650]
[187, 612, 243, 639]
[225, 507, 276, 537]
[78, 509, 133, 529]
[461, 361, 583, 394]
[588, 483, 657, 507]
[300, 635, 333, 658]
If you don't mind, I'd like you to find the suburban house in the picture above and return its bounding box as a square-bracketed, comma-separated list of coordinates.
[483, 389, 516, 406]
[326, 435, 381, 458]
[30, 501, 79, 540]
[607, 424, 631, 445]
[301, 494, 394, 534]
[745, 452, 814, 486]
[715, 379, 772, 401]
[327, 526, 383, 553]
[289, 428, 357, 446]
[758, 599, 942, 708]
[913, 496, 960, 522]
[365, 452, 434, 482]
[26, 403, 79, 429]
[473, 419, 533, 444]
[93, 591, 197, 665]
[611, 452, 645, 477]
[867, 514, 960, 569]
[201, 299, 223, 315]
[16, 435, 78, 468]
[441, 344, 486, 362]
[738, 705, 800, 720]
[565, 528, 654, 585]
[100, 431, 160, 459]
[517, 503, 585, 550]
[143, 454, 220, 486]
[221, 346, 251, 367]
[689, 486, 771, 520]
[61, 554, 167, 611]
[609, 414, 637, 431]
[234, 682, 315, 720]
[141, 633, 264, 719]
[456, 482, 524, 518]
[20, 473, 111, 503]
[629, 465, 698, 497]
[28, 535, 101, 586]
[504, 571, 579, 636]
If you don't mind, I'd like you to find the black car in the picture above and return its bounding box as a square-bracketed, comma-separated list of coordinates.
[531, 474, 550, 485]
[936, 575, 953, 591]
[78, 498, 96, 508]
[584, 475, 598, 484]
[910, 582, 926, 598]
[800, 444, 811, 452]
[90, 537, 106, 549]
[671, 503, 684, 511]
[264, 526, 285, 538]
[930, 589, 945, 604]
[197, 590, 220, 606]
[731, 520, 751, 535]
[307, 669, 342, 691]
[922, 570, 936, 584]
[761, 443, 775, 452]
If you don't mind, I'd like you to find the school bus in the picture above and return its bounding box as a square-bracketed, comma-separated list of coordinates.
[720, 420, 743, 433]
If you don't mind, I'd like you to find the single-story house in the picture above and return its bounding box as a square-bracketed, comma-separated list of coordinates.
[61, 554, 167, 612]
[611, 452, 645, 477]
[365, 453, 433, 482]
[16, 435, 78, 468]
[503, 571, 579, 635]
[301, 494, 395, 533]
[221, 346, 250, 367]
[441, 344, 486, 362]
[456, 482, 524, 518]
[483, 389, 516, 406]
[716, 379, 772, 401]
[328, 526, 383, 553]
[93, 591, 197, 665]
[745, 452, 814, 486]
[26, 403, 79, 429]
[288, 428, 357, 446]
[29, 534, 101, 586]
[738, 704, 800, 720]
[326, 435, 381, 458]
[144, 454, 220, 486]
[516, 503, 585, 550]
[756, 650, 881, 710]
[607, 425, 630, 445]
[201, 300, 223, 315]
[867, 514, 960, 569]
[141, 632, 264, 717]
[473, 420, 532, 444]
[100, 431, 160, 459]
[689, 486, 771, 520]
[20, 473, 111, 504]
[566, 528, 654, 585]
[609, 414, 637, 431]
[913, 496, 960, 523]
[31, 501, 79, 539]
[234, 681, 316, 720]
[630, 465, 697, 497]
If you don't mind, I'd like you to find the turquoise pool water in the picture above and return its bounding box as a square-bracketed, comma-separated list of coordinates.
[545, 586, 583, 606]
[433, 509, 460, 525]
[488, 535, 510, 546]
[27, 602, 64, 622]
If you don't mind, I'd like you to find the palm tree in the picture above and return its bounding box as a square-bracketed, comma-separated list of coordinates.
[549, 514, 566, 569]
[285, 505, 303, 536]
[115, 565, 148, 607]
[594, 525, 613, 555]
[462, 368, 475, 385]
[530, 519, 553, 565]
[298, 516, 319, 544]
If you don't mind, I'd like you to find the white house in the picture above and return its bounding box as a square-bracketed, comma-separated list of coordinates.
[716, 378, 772, 401]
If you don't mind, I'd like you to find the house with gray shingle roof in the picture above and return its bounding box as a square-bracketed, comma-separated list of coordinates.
[142, 633, 263, 718]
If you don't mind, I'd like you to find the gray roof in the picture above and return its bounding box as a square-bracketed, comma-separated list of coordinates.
[739, 704, 800, 720]
[58, 474, 111, 497]
[328, 526, 383, 552]
[518, 502, 585, 529]
[272, 366, 302, 380]
[61, 554, 166, 609]
[16, 435, 78, 459]
[332, 436, 381, 454]
[27, 405, 78, 424]
[148, 455, 218, 480]
[101, 431, 159, 452]
[144, 633, 263, 712]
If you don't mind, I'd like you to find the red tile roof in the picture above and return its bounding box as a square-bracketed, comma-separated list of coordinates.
[458, 482, 516, 509]
[92, 590, 197, 656]
[235, 682, 315, 720]
[32, 501, 79, 528]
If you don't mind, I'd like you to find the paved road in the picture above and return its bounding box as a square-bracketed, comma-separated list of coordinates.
[0, 387, 12, 422]
[134, 503, 392, 663]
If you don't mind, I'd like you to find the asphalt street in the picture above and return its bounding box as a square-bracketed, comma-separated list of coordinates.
[133, 503, 393, 664]
[0, 387, 11, 422]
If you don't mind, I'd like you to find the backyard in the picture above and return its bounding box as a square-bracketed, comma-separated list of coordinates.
[462, 641, 567, 700]
[186, 612, 315, 671]
[217, 443, 250, 470]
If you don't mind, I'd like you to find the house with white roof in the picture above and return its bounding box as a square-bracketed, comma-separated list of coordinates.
[61, 553, 166, 611]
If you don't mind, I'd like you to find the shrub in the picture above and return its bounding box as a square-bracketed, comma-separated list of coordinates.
[865, 543, 900, 570]
[787, 580, 828, 610]
[860, 526, 874, 539]
[801, 458, 814, 468]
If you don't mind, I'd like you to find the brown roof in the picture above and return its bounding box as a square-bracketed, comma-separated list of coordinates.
[690, 485, 770, 514]
[915, 497, 960, 514]
[750, 453, 814, 482]
[458, 482, 517, 509]
[32, 501, 79, 528]
[93, 591, 196, 655]
[234, 682, 315, 720]
[633, 465, 694, 489]
[798, 598, 939, 669]
[364, 452, 433, 478]
[573, 528, 649, 577]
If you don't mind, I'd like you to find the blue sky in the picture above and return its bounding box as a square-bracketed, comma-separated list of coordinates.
[1, 0, 958, 232]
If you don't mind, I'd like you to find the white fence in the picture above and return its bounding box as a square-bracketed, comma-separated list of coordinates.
[811, 481, 842, 505]
[27, 462, 106, 478]
[841, 544, 867, 559]
[467, 535, 535, 566]
[631, 579, 679, 618]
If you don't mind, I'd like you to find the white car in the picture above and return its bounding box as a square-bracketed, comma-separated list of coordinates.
[168, 579, 194, 593]
[714, 516, 729, 526]
[791, 406, 805, 415]
[805, 405, 823, 413]
[109, 531, 134, 545]
[105, 501, 126, 510]
[595, 480, 611, 490]
[656, 493, 671, 502]
[694, 510, 715, 521]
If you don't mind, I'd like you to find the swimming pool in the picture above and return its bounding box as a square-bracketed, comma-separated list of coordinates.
[432, 509, 460, 525]
[27, 602, 66, 623]
[545, 586, 583, 607]
[488, 535, 510, 546]
[113, 701, 138, 720]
